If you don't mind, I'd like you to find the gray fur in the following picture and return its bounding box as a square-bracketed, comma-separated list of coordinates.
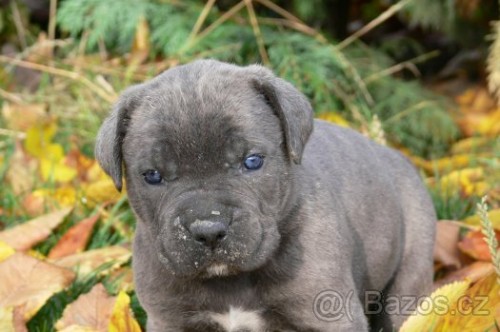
[95, 60, 436, 332]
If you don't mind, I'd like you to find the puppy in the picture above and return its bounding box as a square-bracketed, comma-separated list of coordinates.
[95, 60, 436, 331]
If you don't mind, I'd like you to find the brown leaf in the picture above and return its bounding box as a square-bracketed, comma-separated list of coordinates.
[0, 208, 72, 251]
[434, 261, 494, 288]
[55, 283, 115, 332]
[458, 229, 500, 261]
[0, 253, 75, 321]
[48, 214, 100, 259]
[52, 246, 131, 276]
[434, 221, 462, 269]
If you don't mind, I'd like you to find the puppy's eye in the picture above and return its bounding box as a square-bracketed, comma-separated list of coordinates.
[142, 170, 163, 185]
[243, 154, 264, 170]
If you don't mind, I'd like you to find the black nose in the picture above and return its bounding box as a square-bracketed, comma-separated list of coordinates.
[188, 219, 228, 248]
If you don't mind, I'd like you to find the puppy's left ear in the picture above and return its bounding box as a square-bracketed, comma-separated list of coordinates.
[95, 84, 144, 191]
[249, 66, 314, 164]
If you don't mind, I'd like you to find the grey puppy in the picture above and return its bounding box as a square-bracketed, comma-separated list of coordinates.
[95, 60, 436, 332]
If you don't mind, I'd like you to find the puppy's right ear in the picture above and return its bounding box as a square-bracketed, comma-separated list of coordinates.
[95, 84, 144, 191]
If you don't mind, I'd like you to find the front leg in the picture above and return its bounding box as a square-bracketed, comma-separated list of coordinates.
[270, 289, 369, 332]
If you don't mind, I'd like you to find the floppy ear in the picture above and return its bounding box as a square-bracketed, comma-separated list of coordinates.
[95, 84, 144, 191]
[250, 66, 314, 164]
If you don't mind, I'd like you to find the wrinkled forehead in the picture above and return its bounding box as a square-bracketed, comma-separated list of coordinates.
[124, 75, 282, 162]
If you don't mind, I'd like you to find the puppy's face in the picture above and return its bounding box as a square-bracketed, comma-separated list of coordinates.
[96, 60, 313, 278]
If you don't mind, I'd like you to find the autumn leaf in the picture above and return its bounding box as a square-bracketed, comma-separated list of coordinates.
[52, 246, 132, 276]
[464, 209, 500, 230]
[55, 283, 115, 332]
[55, 283, 140, 332]
[438, 167, 489, 197]
[0, 241, 15, 262]
[434, 261, 494, 288]
[108, 291, 141, 332]
[399, 280, 470, 332]
[434, 272, 500, 331]
[48, 214, 100, 259]
[458, 229, 500, 261]
[0, 208, 72, 251]
[434, 221, 462, 269]
[24, 123, 58, 158]
[0, 253, 75, 322]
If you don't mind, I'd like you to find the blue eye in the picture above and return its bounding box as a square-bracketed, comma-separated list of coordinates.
[143, 170, 163, 185]
[243, 154, 264, 170]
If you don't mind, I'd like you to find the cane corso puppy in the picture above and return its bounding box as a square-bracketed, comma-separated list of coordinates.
[95, 60, 436, 331]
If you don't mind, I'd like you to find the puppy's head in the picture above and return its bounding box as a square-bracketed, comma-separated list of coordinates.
[95, 60, 313, 278]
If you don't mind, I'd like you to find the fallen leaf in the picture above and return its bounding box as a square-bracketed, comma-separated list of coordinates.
[434, 221, 462, 269]
[0, 208, 72, 251]
[0, 241, 15, 262]
[56, 283, 115, 332]
[464, 209, 500, 230]
[458, 229, 500, 261]
[52, 246, 131, 276]
[0, 305, 27, 332]
[0, 253, 75, 321]
[48, 214, 100, 259]
[438, 167, 488, 197]
[434, 261, 494, 288]
[108, 291, 141, 332]
[82, 178, 123, 207]
[23, 188, 77, 215]
[24, 123, 58, 158]
[40, 156, 78, 183]
[399, 279, 470, 332]
[434, 272, 500, 331]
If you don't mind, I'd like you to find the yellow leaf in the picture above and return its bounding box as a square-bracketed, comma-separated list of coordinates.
[0, 253, 75, 321]
[438, 167, 488, 197]
[0, 307, 15, 332]
[317, 112, 350, 127]
[0, 208, 72, 251]
[477, 109, 500, 136]
[108, 291, 141, 332]
[24, 123, 58, 158]
[399, 280, 470, 332]
[39, 148, 77, 184]
[464, 209, 500, 230]
[434, 272, 500, 331]
[82, 178, 123, 207]
[0, 241, 15, 262]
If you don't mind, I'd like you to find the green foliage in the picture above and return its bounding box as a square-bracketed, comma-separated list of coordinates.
[57, 0, 460, 157]
[403, 0, 457, 33]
